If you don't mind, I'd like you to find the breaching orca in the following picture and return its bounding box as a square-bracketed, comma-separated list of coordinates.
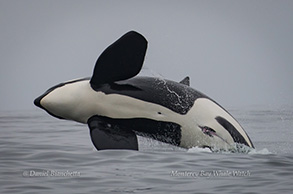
[34, 31, 254, 151]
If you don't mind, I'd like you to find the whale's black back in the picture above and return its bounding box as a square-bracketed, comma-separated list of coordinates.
[92, 76, 208, 115]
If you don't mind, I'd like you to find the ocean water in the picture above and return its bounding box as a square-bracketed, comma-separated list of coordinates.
[1, 105, 293, 193]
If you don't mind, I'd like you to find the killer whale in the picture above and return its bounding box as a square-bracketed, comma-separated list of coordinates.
[34, 31, 254, 151]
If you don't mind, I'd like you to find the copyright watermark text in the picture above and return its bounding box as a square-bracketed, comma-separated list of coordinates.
[170, 170, 251, 178]
[22, 169, 81, 178]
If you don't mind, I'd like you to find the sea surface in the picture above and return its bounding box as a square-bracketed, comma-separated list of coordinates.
[1, 105, 293, 193]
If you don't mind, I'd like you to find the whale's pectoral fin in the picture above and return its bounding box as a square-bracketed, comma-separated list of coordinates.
[179, 76, 190, 86]
[87, 116, 138, 150]
[90, 31, 148, 86]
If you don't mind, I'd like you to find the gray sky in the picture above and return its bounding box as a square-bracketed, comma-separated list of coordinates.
[1, 0, 293, 111]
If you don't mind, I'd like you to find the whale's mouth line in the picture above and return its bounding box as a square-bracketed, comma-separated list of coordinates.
[34, 95, 44, 109]
[34, 94, 66, 120]
[200, 126, 231, 145]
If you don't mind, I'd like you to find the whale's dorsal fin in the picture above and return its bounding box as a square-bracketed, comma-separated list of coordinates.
[179, 76, 190, 86]
[90, 31, 148, 86]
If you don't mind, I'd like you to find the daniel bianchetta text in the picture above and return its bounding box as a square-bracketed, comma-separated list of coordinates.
[23, 169, 81, 177]
[170, 170, 251, 178]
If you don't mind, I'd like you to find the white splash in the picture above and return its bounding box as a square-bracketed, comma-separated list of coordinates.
[248, 148, 272, 155]
[187, 146, 213, 153]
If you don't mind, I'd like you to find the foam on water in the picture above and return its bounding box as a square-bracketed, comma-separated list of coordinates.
[187, 146, 212, 153]
[248, 148, 272, 155]
[139, 136, 272, 155]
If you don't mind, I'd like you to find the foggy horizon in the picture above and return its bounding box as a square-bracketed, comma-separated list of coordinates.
[1, 0, 293, 111]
